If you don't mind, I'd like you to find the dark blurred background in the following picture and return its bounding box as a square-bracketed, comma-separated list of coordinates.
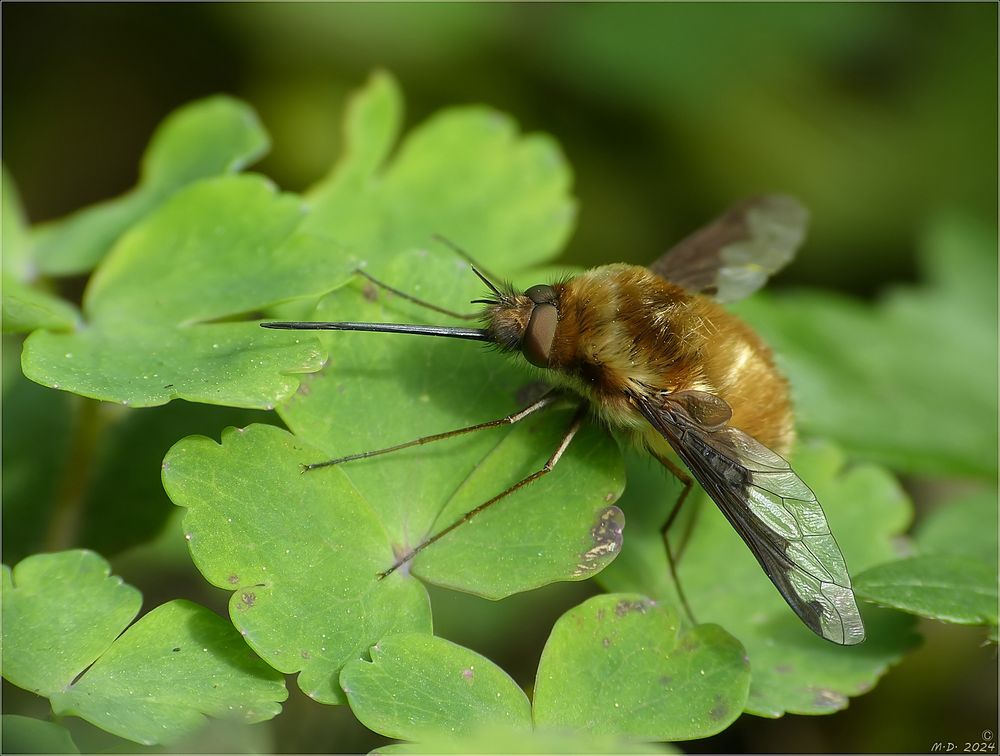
[3, 3, 997, 753]
[5, 3, 996, 292]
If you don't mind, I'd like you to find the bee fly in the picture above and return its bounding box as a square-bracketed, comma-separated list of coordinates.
[263, 195, 866, 646]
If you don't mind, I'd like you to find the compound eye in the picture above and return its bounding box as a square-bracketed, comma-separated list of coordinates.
[521, 303, 558, 368]
[525, 284, 557, 305]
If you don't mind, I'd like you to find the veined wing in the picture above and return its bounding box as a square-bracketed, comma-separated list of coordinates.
[649, 195, 809, 303]
[632, 389, 865, 645]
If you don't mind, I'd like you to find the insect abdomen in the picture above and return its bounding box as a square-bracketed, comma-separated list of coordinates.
[546, 264, 794, 452]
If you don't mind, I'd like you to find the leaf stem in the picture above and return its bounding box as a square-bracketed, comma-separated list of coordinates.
[44, 397, 104, 551]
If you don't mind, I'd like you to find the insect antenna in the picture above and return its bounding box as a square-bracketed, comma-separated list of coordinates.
[354, 268, 479, 320]
[468, 265, 504, 299]
[261, 257, 508, 338]
[431, 234, 503, 284]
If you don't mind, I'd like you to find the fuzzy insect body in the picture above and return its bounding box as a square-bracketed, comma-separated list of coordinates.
[262, 195, 866, 646]
[486, 262, 795, 453]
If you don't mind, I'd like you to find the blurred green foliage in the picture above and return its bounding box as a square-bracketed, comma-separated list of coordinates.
[2, 4, 997, 754]
[5, 4, 995, 292]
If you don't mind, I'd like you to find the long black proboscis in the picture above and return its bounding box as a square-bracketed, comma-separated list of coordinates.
[260, 321, 492, 342]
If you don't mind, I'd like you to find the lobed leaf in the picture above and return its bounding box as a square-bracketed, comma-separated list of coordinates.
[50, 601, 286, 746]
[1, 551, 285, 746]
[31, 97, 270, 276]
[733, 214, 998, 480]
[301, 70, 576, 278]
[375, 725, 676, 754]
[2, 550, 142, 695]
[21, 175, 347, 408]
[162, 423, 433, 704]
[2, 276, 81, 334]
[267, 72, 620, 599]
[2, 167, 80, 334]
[277, 250, 625, 600]
[914, 490, 998, 566]
[598, 441, 918, 717]
[2, 164, 31, 280]
[341, 633, 532, 741]
[533, 594, 749, 741]
[1, 715, 80, 754]
[1, 343, 278, 564]
[854, 555, 998, 628]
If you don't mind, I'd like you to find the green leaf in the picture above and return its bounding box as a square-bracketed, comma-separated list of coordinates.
[598, 441, 918, 717]
[888, 490, 999, 631]
[278, 250, 625, 599]
[20, 69, 575, 409]
[2, 168, 80, 334]
[162, 423, 433, 704]
[50, 601, 286, 747]
[854, 555, 998, 627]
[31, 97, 270, 276]
[1, 551, 285, 746]
[1, 715, 80, 754]
[733, 214, 998, 480]
[2, 275, 81, 334]
[375, 726, 676, 754]
[313, 69, 402, 189]
[1, 337, 74, 561]
[915, 490, 998, 566]
[302, 70, 575, 277]
[1, 342, 278, 564]
[2, 551, 142, 694]
[21, 175, 347, 408]
[3, 164, 32, 280]
[341, 633, 532, 741]
[269, 72, 598, 599]
[533, 594, 749, 741]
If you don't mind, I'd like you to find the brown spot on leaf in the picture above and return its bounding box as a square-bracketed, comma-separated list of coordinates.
[659, 675, 673, 687]
[774, 663, 794, 675]
[227, 574, 240, 585]
[854, 679, 875, 695]
[362, 283, 379, 302]
[571, 506, 625, 577]
[614, 598, 649, 617]
[677, 636, 699, 653]
[461, 668, 474, 682]
[301, 650, 311, 660]
[241, 591, 256, 608]
[811, 687, 847, 709]
[602, 637, 611, 649]
[709, 695, 729, 722]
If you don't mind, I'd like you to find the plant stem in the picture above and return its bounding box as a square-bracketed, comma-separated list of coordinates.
[45, 396, 103, 551]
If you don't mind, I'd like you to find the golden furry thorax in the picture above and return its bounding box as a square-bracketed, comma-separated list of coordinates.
[481, 264, 794, 453]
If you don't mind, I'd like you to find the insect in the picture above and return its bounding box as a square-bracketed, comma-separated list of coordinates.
[262, 195, 866, 646]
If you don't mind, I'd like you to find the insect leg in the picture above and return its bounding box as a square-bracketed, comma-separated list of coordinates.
[354, 268, 479, 320]
[303, 390, 563, 471]
[651, 450, 698, 627]
[379, 404, 588, 579]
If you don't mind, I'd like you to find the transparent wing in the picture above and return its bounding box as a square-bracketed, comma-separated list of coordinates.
[633, 389, 865, 645]
[649, 195, 809, 303]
